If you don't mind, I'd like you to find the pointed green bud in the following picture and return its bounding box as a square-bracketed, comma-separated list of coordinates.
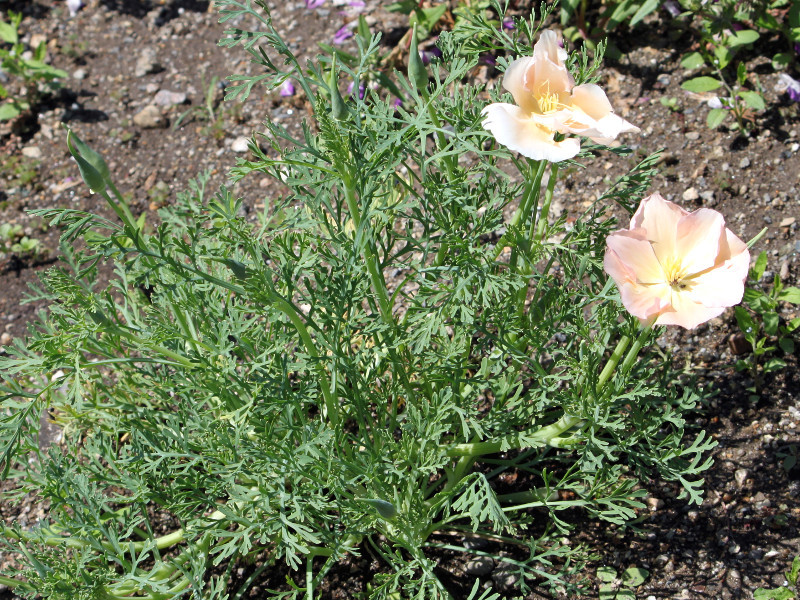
[66, 128, 107, 194]
[408, 25, 428, 91]
[329, 55, 349, 121]
[66, 126, 111, 184]
[360, 498, 397, 520]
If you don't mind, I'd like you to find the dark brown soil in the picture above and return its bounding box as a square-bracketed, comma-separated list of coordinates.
[1, 0, 799, 598]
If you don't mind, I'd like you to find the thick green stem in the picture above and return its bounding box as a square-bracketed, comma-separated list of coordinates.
[421, 88, 457, 179]
[533, 162, 559, 243]
[273, 296, 339, 427]
[0, 575, 31, 591]
[492, 159, 546, 264]
[619, 325, 652, 376]
[445, 414, 583, 458]
[341, 179, 393, 325]
[596, 335, 631, 390]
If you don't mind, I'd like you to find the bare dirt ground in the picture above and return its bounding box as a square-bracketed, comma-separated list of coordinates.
[1, 0, 799, 598]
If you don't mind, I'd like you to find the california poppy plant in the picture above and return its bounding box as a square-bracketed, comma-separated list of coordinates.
[604, 193, 750, 329]
[481, 30, 639, 162]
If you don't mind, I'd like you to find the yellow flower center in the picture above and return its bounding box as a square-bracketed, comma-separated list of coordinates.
[535, 83, 565, 115]
[662, 257, 690, 291]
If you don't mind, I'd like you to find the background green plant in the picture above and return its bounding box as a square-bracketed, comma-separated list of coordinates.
[0, 10, 67, 121]
[0, 1, 719, 598]
[755, 556, 800, 600]
[734, 251, 800, 392]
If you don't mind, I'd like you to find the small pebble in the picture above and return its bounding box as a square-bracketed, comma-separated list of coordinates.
[133, 105, 168, 128]
[231, 137, 251, 153]
[734, 468, 749, 488]
[646, 497, 664, 511]
[21, 146, 42, 159]
[465, 557, 494, 576]
[682, 187, 699, 201]
[739, 157, 751, 169]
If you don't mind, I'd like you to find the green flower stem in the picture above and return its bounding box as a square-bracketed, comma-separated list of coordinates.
[619, 324, 653, 376]
[339, 168, 417, 414]
[492, 159, 546, 264]
[107, 180, 139, 233]
[419, 87, 457, 180]
[341, 176, 393, 325]
[273, 296, 339, 428]
[596, 334, 631, 390]
[533, 162, 559, 243]
[513, 162, 559, 319]
[0, 575, 32, 591]
[497, 487, 559, 504]
[0, 510, 224, 556]
[445, 413, 584, 458]
[597, 325, 653, 392]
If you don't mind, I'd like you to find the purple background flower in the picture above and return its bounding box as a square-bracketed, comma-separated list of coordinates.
[333, 26, 353, 45]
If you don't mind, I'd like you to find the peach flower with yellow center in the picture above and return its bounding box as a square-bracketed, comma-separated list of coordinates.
[604, 193, 750, 330]
[481, 30, 639, 162]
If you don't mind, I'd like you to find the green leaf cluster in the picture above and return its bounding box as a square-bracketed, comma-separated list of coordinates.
[0, 2, 720, 598]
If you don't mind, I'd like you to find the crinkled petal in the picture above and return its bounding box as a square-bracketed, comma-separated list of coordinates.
[685, 266, 746, 308]
[570, 83, 614, 121]
[716, 227, 750, 272]
[654, 292, 726, 329]
[676, 209, 725, 275]
[631, 194, 685, 267]
[618, 281, 672, 322]
[724, 230, 750, 276]
[481, 103, 580, 162]
[584, 113, 640, 143]
[567, 84, 639, 142]
[502, 56, 538, 114]
[531, 31, 573, 98]
[605, 229, 665, 284]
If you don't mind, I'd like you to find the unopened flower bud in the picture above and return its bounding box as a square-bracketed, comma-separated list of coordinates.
[329, 56, 350, 120]
[408, 25, 428, 91]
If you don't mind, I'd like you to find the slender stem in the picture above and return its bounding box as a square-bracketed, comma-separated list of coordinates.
[445, 414, 583, 458]
[421, 88, 457, 179]
[492, 159, 546, 263]
[306, 556, 314, 600]
[596, 335, 631, 390]
[533, 162, 559, 242]
[0, 575, 31, 591]
[341, 179, 393, 325]
[273, 296, 339, 427]
[339, 169, 417, 415]
[619, 325, 653, 376]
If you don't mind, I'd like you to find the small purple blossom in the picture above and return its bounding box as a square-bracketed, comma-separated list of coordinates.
[280, 80, 295, 97]
[706, 96, 723, 109]
[662, 0, 680, 17]
[349, 0, 366, 8]
[794, 42, 800, 55]
[420, 47, 442, 65]
[778, 73, 800, 102]
[479, 54, 497, 66]
[306, 0, 325, 8]
[333, 25, 353, 45]
[393, 98, 402, 107]
[502, 18, 515, 30]
[346, 81, 365, 99]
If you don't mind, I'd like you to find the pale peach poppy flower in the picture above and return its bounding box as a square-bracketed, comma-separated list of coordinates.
[481, 30, 639, 162]
[604, 193, 750, 330]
